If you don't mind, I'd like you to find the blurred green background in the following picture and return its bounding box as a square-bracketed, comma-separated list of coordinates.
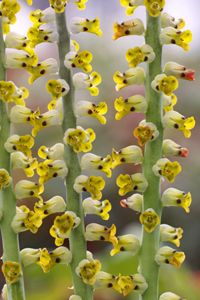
[1, 0, 200, 299]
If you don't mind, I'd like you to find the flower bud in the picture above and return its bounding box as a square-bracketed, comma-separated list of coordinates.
[112, 18, 145, 40]
[139, 208, 160, 233]
[73, 175, 105, 200]
[114, 95, 147, 120]
[120, 193, 143, 212]
[80, 153, 112, 177]
[69, 17, 102, 36]
[75, 100, 107, 124]
[161, 188, 191, 213]
[69, 296, 82, 300]
[117, 173, 148, 196]
[83, 198, 111, 220]
[110, 234, 140, 256]
[163, 62, 195, 81]
[85, 223, 118, 245]
[162, 139, 189, 158]
[160, 224, 183, 247]
[152, 158, 181, 183]
[155, 246, 185, 268]
[112, 145, 143, 169]
[113, 67, 145, 91]
[1, 284, 7, 300]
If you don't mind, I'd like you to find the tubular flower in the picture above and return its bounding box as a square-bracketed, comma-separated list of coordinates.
[160, 224, 183, 247]
[110, 234, 140, 256]
[63, 126, 95, 153]
[162, 139, 189, 158]
[67, 0, 88, 10]
[27, 25, 59, 48]
[50, 211, 80, 246]
[112, 18, 145, 41]
[139, 208, 160, 233]
[162, 110, 195, 138]
[46, 79, 69, 100]
[163, 93, 177, 112]
[37, 159, 68, 184]
[73, 71, 101, 96]
[11, 205, 42, 234]
[73, 175, 105, 200]
[64, 50, 93, 73]
[10, 105, 61, 137]
[5, 32, 34, 55]
[112, 145, 143, 169]
[82, 198, 111, 220]
[34, 196, 66, 219]
[163, 62, 195, 81]
[2, 261, 22, 284]
[20, 246, 72, 273]
[76, 258, 101, 285]
[161, 12, 185, 30]
[80, 153, 112, 177]
[113, 67, 145, 91]
[69, 17, 102, 36]
[11, 151, 38, 177]
[0, 81, 15, 103]
[120, 193, 143, 212]
[0, 169, 11, 191]
[27, 58, 59, 84]
[116, 173, 148, 196]
[0, 0, 20, 34]
[155, 246, 185, 268]
[160, 27, 192, 51]
[6, 52, 38, 69]
[85, 223, 118, 245]
[134, 120, 159, 146]
[14, 180, 44, 200]
[152, 158, 181, 183]
[93, 271, 122, 293]
[151, 74, 178, 96]
[159, 292, 185, 300]
[161, 188, 192, 213]
[120, 0, 145, 16]
[49, 0, 67, 13]
[38, 143, 64, 160]
[75, 100, 107, 124]
[126, 44, 155, 68]
[119, 273, 148, 296]
[114, 95, 147, 120]
[29, 7, 55, 28]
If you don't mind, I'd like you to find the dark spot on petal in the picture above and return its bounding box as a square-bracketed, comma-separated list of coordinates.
[134, 285, 139, 290]
[158, 170, 162, 175]
[178, 150, 182, 155]
[130, 106, 135, 111]
[156, 85, 159, 91]
[124, 98, 128, 102]
[120, 158, 125, 162]
[71, 63, 76, 68]
[120, 246, 125, 251]
[13, 145, 17, 150]
[108, 283, 113, 288]
[56, 257, 60, 263]
[165, 259, 169, 264]
[40, 69, 45, 74]
[100, 235, 105, 240]
[123, 79, 127, 84]
[61, 87, 66, 92]
[125, 30, 130, 35]
[23, 43, 27, 47]
[42, 121, 47, 126]
[83, 27, 88, 31]
[44, 35, 49, 40]
[134, 185, 138, 190]
[82, 187, 87, 192]
[53, 172, 58, 177]
[30, 191, 34, 195]
[174, 123, 179, 129]
[171, 39, 176, 44]
[177, 199, 181, 204]
[98, 165, 103, 170]
[144, 56, 148, 61]
[22, 62, 27, 67]
[27, 116, 31, 121]
[48, 164, 53, 167]
[44, 210, 48, 214]
[88, 109, 93, 114]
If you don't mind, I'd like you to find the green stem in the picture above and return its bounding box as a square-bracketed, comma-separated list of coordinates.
[0, 20, 26, 300]
[139, 12, 163, 300]
[55, 12, 93, 300]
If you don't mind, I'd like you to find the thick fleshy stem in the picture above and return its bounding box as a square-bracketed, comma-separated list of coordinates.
[139, 12, 163, 300]
[0, 20, 26, 300]
[55, 12, 93, 300]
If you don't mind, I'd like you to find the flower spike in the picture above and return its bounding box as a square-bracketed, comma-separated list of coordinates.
[80, 153, 112, 177]
[161, 188, 192, 213]
[163, 62, 195, 81]
[114, 95, 147, 120]
[69, 17, 102, 36]
[73, 175, 105, 200]
[75, 100, 107, 124]
[152, 158, 181, 183]
[113, 67, 145, 91]
[112, 19, 145, 40]
[155, 246, 185, 268]
[160, 27, 192, 51]
[116, 173, 148, 196]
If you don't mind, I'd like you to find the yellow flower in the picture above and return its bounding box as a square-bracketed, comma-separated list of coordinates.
[27, 25, 58, 48]
[161, 12, 185, 30]
[133, 120, 160, 146]
[93, 271, 122, 293]
[29, 7, 55, 28]
[2, 261, 22, 284]
[76, 258, 101, 285]
[152, 158, 181, 183]
[116, 173, 148, 196]
[46, 79, 69, 100]
[37, 159, 68, 184]
[0, 81, 15, 103]
[115, 95, 147, 120]
[119, 273, 148, 296]
[73, 175, 105, 200]
[85, 223, 118, 245]
[73, 71, 101, 96]
[120, 0, 144, 16]
[11, 151, 38, 177]
[68, 0, 88, 10]
[64, 50, 93, 73]
[160, 27, 192, 51]
[139, 208, 160, 233]
[126, 44, 155, 68]
[0, 169, 11, 191]
[151, 74, 178, 96]
[75, 100, 107, 124]
[163, 94, 177, 112]
[83, 198, 112, 220]
[144, 0, 165, 17]
[160, 224, 183, 247]
[14, 180, 44, 200]
[112, 18, 144, 40]
[113, 67, 145, 91]
[161, 188, 192, 213]
[27, 58, 58, 84]
[38, 143, 64, 160]
[120, 193, 143, 212]
[155, 246, 185, 268]
[110, 234, 140, 256]
[160, 292, 185, 300]
[112, 145, 143, 169]
[5, 32, 35, 55]
[4, 134, 34, 158]
[69, 16, 102, 37]
[49, 0, 67, 13]
[162, 139, 189, 158]
[80, 153, 112, 177]
[34, 196, 66, 218]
